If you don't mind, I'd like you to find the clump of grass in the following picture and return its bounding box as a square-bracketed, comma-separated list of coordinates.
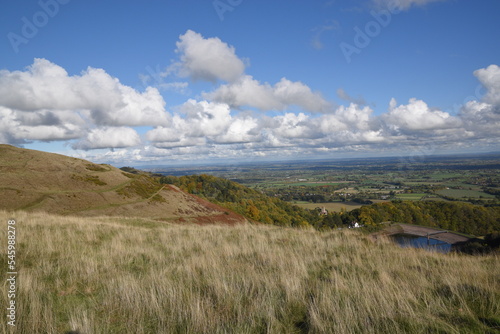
[71, 174, 107, 186]
[149, 194, 166, 203]
[0, 210, 498, 333]
[85, 164, 108, 172]
[116, 177, 162, 199]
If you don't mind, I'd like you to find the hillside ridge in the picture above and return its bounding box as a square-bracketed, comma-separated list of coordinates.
[0, 144, 246, 224]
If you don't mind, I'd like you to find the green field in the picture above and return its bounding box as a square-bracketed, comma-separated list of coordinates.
[395, 193, 428, 200]
[295, 201, 363, 212]
[286, 182, 348, 187]
[428, 172, 464, 180]
[255, 181, 353, 188]
[437, 189, 496, 199]
[295, 200, 389, 212]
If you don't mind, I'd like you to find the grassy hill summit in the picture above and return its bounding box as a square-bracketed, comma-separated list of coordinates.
[0, 144, 245, 224]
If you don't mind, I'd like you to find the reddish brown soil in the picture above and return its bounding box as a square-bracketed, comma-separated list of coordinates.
[166, 184, 247, 225]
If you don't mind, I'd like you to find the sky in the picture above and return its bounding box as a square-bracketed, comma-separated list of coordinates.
[0, 0, 499, 166]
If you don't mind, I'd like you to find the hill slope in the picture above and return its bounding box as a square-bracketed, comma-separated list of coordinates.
[160, 174, 321, 227]
[1, 210, 499, 333]
[0, 145, 245, 224]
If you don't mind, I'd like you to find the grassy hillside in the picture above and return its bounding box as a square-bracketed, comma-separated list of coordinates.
[1, 210, 499, 333]
[0, 145, 246, 224]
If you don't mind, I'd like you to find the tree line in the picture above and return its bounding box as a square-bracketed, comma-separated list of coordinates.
[352, 200, 500, 236]
[160, 174, 500, 237]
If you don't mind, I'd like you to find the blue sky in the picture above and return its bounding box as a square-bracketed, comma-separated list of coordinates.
[1, 0, 499, 166]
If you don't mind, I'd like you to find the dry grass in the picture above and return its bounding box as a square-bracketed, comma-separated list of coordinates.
[0, 210, 499, 333]
[0, 145, 246, 223]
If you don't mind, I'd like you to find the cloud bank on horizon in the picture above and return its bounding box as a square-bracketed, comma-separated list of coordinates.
[1, 25, 499, 164]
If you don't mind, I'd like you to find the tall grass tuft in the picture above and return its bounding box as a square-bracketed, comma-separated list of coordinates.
[0, 210, 499, 333]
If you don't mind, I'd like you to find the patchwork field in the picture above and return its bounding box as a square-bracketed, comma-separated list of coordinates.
[183, 155, 500, 211]
[294, 200, 390, 212]
[294, 201, 364, 212]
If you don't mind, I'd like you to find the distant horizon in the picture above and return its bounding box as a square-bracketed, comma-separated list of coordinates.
[4, 142, 500, 169]
[133, 150, 500, 170]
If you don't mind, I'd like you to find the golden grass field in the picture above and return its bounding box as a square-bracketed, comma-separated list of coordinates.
[1, 210, 499, 333]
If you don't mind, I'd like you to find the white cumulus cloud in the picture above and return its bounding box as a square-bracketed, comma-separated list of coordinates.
[206, 75, 333, 113]
[73, 127, 142, 150]
[147, 100, 238, 148]
[460, 101, 500, 140]
[473, 64, 500, 106]
[2, 45, 500, 163]
[173, 30, 246, 83]
[0, 58, 169, 127]
[214, 117, 260, 144]
[383, 98, 461, 132]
